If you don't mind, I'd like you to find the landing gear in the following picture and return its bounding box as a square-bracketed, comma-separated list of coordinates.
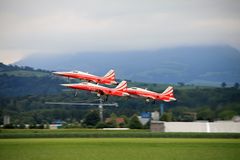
[145, 98, 156, 104]
[96, 90, 109, 101]
[105, 95, 109, 102]
[146, 98, 151, 103]
[74, 90, 78, 96]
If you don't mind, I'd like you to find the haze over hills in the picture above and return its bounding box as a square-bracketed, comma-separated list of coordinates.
[15, 45, 240, 84]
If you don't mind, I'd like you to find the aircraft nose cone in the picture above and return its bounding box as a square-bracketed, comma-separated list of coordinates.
[60, 84, 72, 87]
[53, 71, 62, 75]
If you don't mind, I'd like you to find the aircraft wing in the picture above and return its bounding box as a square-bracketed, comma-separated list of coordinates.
[144, 95, 156, 100]
[134, 93, 156, 100]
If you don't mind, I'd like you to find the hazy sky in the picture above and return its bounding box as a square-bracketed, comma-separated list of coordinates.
[0, 0, 240, 64]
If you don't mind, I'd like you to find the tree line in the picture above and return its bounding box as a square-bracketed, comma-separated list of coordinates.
[0, 63, 240, 128]
[0, 87, 239, 127]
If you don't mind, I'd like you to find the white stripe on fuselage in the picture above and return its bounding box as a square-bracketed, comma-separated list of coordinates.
[79, 82, 104, 87]
[129, 87, 157, 94]
[70, 71, 96, 77]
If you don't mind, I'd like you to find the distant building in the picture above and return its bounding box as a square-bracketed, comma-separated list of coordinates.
[151, 111, 160, 121]
[52, 120, 65, 124]
[138, 112, 151, 125]
[138, 116, 150, 125]
[232, 116, 240, 122]
[49, 120, 65, 129]
[115, 118, 125, 124]
[3, 115, 10, 125]
[141, 112, 151, 118]
[150, 121, 164, 132]
[49, 124, 62, 129]
[105, 117, 124, 124]
[150, 121, 240, 133]
[105, 117, 125, 127]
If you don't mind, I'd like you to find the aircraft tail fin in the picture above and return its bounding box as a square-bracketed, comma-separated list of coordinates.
[104, 69, 115, 81]
[115, 81, 127, 91]
[161, 86, 176, 102]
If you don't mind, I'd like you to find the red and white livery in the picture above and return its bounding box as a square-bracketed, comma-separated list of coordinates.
[53, 69, 117, 85]
[126, 86, 176, 102]
[61, 81, 129, 97]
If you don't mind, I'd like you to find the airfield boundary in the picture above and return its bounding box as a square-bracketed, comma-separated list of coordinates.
[0, 129, 240, 138]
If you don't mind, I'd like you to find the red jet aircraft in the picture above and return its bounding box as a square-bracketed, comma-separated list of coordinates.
[53, 69, 117, 85]
[125, 86, 176, 102]
[61, 81, 129, 98]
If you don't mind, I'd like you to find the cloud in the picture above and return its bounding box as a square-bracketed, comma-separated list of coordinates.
[0, 0, 240, 64]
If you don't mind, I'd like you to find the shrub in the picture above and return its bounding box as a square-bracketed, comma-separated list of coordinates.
[128, 115, 142, 129]
[95, 122, 107, 128]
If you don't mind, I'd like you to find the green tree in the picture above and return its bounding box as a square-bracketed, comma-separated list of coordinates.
[105, 120, 117, 128]
[178, 82, 185, 87]
[120, 115, 129, 125]
[95, 121, 107, 128]
[218, 110, 237, 120]
[197, 107, 215, 122]
[110, 113, 117, 121]
[221, 82, 226, 88]
[234, 82, 239, 89]
[128, 115, 142, 129]
[160, 112, 173, 122]
[83, 110, 100, 127]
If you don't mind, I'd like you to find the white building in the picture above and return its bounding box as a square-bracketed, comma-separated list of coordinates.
[3, 115, 10, 125]
[151, 111, 160, 121]
[151, 121, 240, 133]
[138, 116, 150, 125]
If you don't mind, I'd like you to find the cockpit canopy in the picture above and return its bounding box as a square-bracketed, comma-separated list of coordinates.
[131, 87, 138, 90]
[72, 70, 79, 73]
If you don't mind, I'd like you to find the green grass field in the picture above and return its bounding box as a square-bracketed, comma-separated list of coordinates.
[0, 138, 239, 160]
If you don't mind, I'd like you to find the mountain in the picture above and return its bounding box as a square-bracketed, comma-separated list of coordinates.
[0, 63, 64, 97]
[15, 45, 240, 84]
